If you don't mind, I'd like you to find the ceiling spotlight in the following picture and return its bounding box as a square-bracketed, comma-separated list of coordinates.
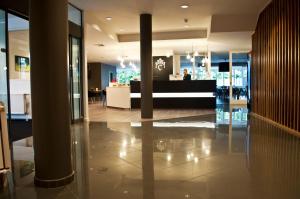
[109, 34, 115, 40]
[92, 24, 102, 32]
[106, 17, 112, 21]
[181, 5, 189, 9]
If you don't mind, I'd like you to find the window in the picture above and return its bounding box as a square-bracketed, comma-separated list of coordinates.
[180, 55, 206, 80]
[117, 68, 140, 84]
[68, 4, 82, 26]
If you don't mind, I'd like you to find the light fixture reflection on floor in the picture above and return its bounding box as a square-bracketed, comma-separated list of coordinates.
[204, 149, 210, 155]
[131, 121, 215, 128]
[202, 139, 211, 156]
[187, 152, 195, 161]
[122, 140, 127, 147]
[130, 137, 136, 145]
[167, 154, 172, 161]
[119, 151, 127, 158]
[194, 157, 199, 163]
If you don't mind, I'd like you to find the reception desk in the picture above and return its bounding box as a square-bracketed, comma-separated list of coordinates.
[130, 80, 216, 109]
[106, 86, 131, 109]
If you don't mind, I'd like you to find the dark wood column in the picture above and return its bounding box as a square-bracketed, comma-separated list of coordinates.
[29, 0, 74, 187]
[140, 14, 153, 119]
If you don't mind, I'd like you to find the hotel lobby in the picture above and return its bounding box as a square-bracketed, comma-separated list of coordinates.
[0, 0, 300, 198]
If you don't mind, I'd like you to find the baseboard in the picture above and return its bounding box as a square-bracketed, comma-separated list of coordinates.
[250, 112, 300, 137]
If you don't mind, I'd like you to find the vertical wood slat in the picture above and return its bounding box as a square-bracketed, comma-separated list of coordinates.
[279, 0, 283, 125]
[297, 0, 299, 131]
[251, 0, 300, 133]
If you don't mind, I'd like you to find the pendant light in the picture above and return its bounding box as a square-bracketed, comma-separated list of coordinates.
[186, 52, 191, 59]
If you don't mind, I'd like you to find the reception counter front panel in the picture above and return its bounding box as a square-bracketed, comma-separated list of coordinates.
[130, 80, 216, 109]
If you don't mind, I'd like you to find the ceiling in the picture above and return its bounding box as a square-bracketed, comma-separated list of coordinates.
[70, 0, 271, 65]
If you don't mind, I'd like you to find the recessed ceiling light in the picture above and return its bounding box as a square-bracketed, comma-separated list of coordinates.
[92, 24, 102, 32]
[184, 25, 190, 28]
[181, 5, 189, 9]
[106, 17, 112, 21]
[109, 34, 115, 40]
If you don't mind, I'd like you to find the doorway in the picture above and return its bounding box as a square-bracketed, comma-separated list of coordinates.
[229, 52, 249, 105]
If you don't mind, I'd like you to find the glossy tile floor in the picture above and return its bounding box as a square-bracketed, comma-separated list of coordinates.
[1, 107, 300, 199]
[88, 102, 215, 122]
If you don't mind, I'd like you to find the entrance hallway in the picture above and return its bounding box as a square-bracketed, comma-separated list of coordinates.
[1, 107, 300, 199]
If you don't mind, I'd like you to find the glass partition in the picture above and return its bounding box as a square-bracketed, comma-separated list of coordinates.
[231, 52, 249, 102]
[211, 52, 230, 104]
[8, 14, 31, 120]
[68, 4, 83, 122]
[180, 55, 206, 80]
[0, 10, 7, 111]
[69, 36, 82, 120]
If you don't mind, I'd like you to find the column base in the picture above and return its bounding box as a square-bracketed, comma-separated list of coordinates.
[34, 171, 74, 188]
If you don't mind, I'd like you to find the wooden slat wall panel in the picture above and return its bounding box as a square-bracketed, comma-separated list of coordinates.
[251, 0, 300, 133]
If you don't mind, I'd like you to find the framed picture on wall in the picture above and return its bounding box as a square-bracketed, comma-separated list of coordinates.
[15, 56, 30, 72]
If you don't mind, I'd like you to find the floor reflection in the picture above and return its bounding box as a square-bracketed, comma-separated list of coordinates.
[141, 122, 155, 199]
[248, 117, 300, 199]
[1, 108, 300, 199]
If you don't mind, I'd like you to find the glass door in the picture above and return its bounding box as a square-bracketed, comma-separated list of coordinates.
[69, 36, 82, 121]
[230, 52, 249, 105]
[0, 10, 8, 112]
[211, 52, 230, 105]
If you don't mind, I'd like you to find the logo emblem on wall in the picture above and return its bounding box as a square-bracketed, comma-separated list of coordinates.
[155, 58, 166, 71]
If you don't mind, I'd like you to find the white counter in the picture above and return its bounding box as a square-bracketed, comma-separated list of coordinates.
[106, 86, 131, 109]
[10, 80, 31, 115]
